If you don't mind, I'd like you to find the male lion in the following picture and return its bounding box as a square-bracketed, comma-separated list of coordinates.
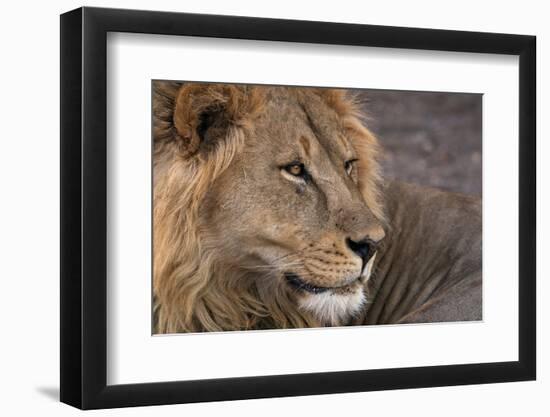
[153, 81, 482, 333]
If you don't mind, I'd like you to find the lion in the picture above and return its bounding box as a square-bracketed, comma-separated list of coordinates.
[152, 81, 482, 333]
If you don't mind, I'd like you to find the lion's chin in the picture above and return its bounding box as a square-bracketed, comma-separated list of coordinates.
[297, 286, 366, 327]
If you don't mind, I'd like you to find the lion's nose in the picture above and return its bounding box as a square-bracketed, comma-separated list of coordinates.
[346, 237, 376, 265]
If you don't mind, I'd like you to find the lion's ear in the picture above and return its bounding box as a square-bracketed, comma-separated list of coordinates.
[170, 83, 262, 156]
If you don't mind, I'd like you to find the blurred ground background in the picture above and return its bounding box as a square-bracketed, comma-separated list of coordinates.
[355, 90, 482, 196]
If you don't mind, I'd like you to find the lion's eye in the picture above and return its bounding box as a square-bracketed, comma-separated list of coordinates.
[284, 163, 305, 177]
[345, 159, 358, 176]
[281, 161, 312, 184]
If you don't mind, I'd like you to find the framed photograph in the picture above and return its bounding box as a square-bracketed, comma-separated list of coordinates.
[60, 6, 536, 409]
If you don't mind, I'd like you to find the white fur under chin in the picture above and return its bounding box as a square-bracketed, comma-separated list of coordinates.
[298, 288, 366, 326]
[298, 253, 376, 326]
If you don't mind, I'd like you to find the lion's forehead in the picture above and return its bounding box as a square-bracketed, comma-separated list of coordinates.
[251, 91, 352, 163]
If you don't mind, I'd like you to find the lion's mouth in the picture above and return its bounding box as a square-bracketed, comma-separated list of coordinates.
[284, 272, 359, 294]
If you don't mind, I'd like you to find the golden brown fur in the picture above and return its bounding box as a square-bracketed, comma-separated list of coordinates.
[152, 82, 385, 333]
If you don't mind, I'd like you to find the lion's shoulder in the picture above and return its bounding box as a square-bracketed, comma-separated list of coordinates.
[362, 180, 482, 325]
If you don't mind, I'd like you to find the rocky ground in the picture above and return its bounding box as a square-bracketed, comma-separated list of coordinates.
[355, 89, 482, 196]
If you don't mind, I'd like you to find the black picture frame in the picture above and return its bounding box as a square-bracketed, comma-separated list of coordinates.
[60, 6, 536, 410]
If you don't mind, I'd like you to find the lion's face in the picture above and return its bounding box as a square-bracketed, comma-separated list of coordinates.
[198, 88, 384, 325]
[153, 83, 385, 331]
